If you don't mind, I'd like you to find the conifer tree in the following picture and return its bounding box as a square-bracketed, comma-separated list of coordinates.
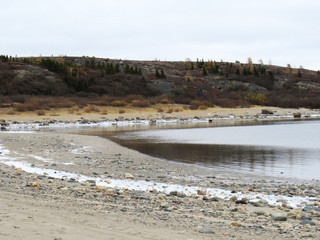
[115, 63, 120, 73]
[202, 66, 208, 76]
[160, 69, 166, 79]
[297, 70, 302, 78]
[155, 69, 160, 78]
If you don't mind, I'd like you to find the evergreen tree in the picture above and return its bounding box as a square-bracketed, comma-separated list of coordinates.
[115, 63, 120, 73]
[155, 69, 160, 78]
[160, 69, 166, 79]
[297, 70, 302, 78]
[191, 62, 194, 70]
[202, 66, 208, 76]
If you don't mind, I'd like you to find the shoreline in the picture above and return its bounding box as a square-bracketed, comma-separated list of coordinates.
[1, 107, 320, 239]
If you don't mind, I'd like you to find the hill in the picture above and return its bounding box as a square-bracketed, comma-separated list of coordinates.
[1, 55, 320, 111]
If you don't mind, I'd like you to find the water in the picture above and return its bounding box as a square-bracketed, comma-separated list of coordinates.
[110, 120, 320, 180]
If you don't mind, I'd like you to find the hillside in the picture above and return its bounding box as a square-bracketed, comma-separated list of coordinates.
[1, 55, 320, 110]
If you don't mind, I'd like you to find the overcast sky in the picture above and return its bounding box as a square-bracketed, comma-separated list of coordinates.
[1, 0, 319, 70]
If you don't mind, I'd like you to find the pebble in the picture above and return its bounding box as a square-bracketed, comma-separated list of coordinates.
[271, 214, 287, 221]
[198, 227, 214, 234]
[253, 210, 266, 216]
[125, 173, 134, 179]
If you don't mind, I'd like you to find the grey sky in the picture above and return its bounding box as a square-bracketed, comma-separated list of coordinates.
[1, 0, 319, 70]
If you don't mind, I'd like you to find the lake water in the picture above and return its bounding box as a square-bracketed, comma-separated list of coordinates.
[109, 120, 320, 180]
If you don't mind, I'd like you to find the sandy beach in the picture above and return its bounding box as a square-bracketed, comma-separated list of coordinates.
[1, 107, 320, 239]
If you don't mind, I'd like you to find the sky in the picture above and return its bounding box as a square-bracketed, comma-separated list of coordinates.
[1, 0, 319, 70]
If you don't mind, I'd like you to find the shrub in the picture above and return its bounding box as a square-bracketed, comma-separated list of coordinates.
[37, 110, 46, 116]
[198, 105, 208, 110]
[119, 110, 125, 114]
[124, 94, 144, 103]
[157, 108, 164, 112]
[111, 100, 127, 106]
[189, 105, 199, 110]
[131, 99, 150, 107]
[84, 105, 100, 113]
[160, 98, 172, 104]
[166, 108, 173, 113]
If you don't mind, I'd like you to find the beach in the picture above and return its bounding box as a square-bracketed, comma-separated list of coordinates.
[1, 106, 320, 239]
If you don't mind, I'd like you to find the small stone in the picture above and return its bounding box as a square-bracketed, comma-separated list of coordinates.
[235, 198, 248, 204]
[197, 189, 206, 195]
[125, 173, 134, 179]
[230, 222, 242, 227]
[229, 196, 237, 202]
[160, 202, 169, 209]
[254, 210, 266, 216]
[271, 214, 287, 221]
[199, 227, 214, 234]
[32, 182, 39, 187]
[169, 191, 178, 196]
[158, 194, 167, 200]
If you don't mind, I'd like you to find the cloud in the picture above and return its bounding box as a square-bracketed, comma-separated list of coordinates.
[0, 0, 319, 69]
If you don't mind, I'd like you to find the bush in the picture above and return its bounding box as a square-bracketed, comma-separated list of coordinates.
[37, 110, 46, 116]
[111, 100, 127, 107]
[189, 105, 198, 110]
[119, 110, 125, 114]
[124, 94, 144, 103]
[198, 105, 208, 110]
[160, 98, 172, 104]
[84, 105, 100, 113]
[131, 99, 150, 107]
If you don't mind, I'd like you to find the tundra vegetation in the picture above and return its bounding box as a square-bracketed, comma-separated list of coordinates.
[1, 55, 320, 112]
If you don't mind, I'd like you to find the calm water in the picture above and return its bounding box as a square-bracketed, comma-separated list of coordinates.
[110, 120, 320, 180]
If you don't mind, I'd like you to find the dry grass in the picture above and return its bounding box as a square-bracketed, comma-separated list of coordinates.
[37, 110, 46, 116]
[198, 105, 208, 110]
[119, 110, 125, 114]
[111, 100, 127, 107]
[160, 98, 172, 104]
[84, 105, 100, 113]
[131, 99, 151, 107]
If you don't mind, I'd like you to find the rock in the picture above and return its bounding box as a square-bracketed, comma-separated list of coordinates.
[271, 214, 287, 221]
[230, 222, 242, 227]
[169, 190, 178, 196]
[229, 196, 237, 202]
[125, 173, 134, 179]
[303, 205, 319, 212]
[293, 112, 301, 118]
[261, 109, 273, 115]
[209, 196, 220, 202]
[300, 219, 315, 226]
[32, 182, 39, 187]
[300, 216, 315, 225]
[177, 192, 186, 198]
[197, 189, 206, 195]
[254, 210, 266, 216]
[160, 202, 169, 209]
[199, 226, 214, 234]
[235, 198, 248, 204]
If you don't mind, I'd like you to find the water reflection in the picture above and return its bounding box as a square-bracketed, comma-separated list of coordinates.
[108, 138, 320, 180]
[78, 120, 320, 180]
